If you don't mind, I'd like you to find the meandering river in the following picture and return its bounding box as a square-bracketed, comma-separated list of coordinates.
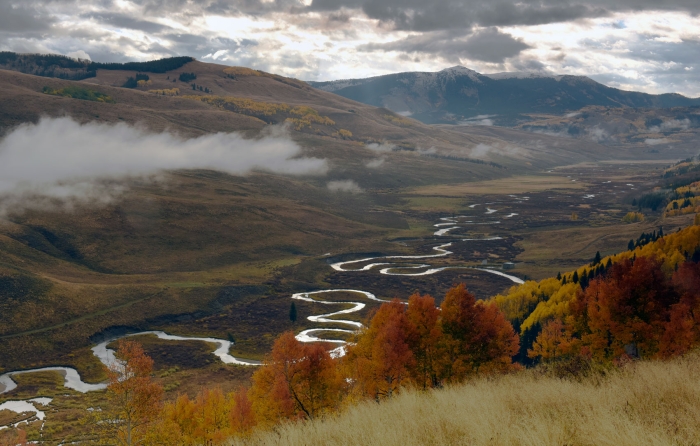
[1, 204, 525, 401]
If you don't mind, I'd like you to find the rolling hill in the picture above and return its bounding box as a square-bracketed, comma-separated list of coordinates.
[0, 55, 695, 390]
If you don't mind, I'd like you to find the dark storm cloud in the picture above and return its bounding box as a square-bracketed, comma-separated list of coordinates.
[310, 0, 700, 31]
[360, 28, 530, 63]
[0, 1, 55, 33]
[81, 12, 173, 33]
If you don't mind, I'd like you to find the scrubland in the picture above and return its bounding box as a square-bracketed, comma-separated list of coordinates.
[235, 352, 700, 446]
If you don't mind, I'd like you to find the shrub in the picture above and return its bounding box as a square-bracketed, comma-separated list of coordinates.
[622, 212, 645, 223]
[42, 86, 115, 103]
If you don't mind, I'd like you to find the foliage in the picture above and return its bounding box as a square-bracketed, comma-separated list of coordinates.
[42, 86, 115, 103]
[148, 88, 180, 96]
[0, 428, 27, 446]
[622, 211, 645, 223]
[182, 95, 336, 130]
[179, 72, 197, 82]
[383, 114, 413, 127]
[155, 387, 255, 444]
[289, 302, 297, 323]
[344, 285, 518, 401]
[250, 332, 343, 426]
[531, 257, 700, 364]
[91, 57, 194, 73]
[492, 224, 700, 357]
[335, 129, 353, 139]
[0, 52, 96, 80]
[97, 340, 163, 446]
[636, 190, 668, 211]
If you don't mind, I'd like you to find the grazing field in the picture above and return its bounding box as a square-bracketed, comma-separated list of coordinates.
[407, 175, 585, 196]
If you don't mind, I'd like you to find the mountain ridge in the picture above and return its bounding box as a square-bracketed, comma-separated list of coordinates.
[309, 66, 700, 125]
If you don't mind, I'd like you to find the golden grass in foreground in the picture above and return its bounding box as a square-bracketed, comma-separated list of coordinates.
[233, 353, 700, 445]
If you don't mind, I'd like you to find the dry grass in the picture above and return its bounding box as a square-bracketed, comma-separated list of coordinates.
[408, 175, 584, 196]
[234, 353, 700, 445]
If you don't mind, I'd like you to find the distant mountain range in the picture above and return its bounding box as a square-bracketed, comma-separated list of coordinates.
[309, 67, 700, 125]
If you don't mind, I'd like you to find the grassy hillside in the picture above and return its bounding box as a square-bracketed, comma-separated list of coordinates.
[233, 352, 700, 446]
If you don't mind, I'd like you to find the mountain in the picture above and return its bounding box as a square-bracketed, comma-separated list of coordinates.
[309, 66, 700, 125]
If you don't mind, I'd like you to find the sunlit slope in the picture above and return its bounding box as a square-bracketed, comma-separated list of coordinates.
[233, 352, 700, 446]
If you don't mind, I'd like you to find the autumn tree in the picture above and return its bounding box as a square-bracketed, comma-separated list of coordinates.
[101, 340, 163, 446]
[158, 386, 256, 444]
[0, 428, 27, 446]
[405, 293, 442, 389]
[571, 258, 678, 361]
[229, 387, 256, 435]
[345, 299, 416, 400]
[438, 284, 519, 381]
[250, 332, 343, 427]
[659, 261, 700, 357]
[528, 318, 575, 363]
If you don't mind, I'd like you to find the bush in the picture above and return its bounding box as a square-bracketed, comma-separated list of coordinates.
[622, 212, 645, 223]
[42, 86, 115, 103]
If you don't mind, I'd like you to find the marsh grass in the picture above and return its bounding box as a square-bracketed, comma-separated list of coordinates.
[233, 352, 700, 445]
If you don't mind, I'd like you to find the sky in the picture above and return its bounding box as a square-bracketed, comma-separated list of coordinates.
[1, 0, 700, 96]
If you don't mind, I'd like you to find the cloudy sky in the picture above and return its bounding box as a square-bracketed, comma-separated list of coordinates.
[2, 0, 700, 96]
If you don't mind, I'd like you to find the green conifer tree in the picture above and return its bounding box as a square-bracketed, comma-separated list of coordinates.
[289, 302, 297, 323]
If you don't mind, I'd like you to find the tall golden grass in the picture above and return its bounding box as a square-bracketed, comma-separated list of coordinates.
[232, 352, 700, 445]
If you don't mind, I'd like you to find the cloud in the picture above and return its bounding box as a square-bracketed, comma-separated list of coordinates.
[360, 28, 530, 63]
[2, 1, 700, 97]
[66, 50, 91, 60]
[0, 118, 327, 214]
[647, 118, 690, 132]
[327, 179, 362, 193]
[644, 138, 669, 145]
[459, 115, 495, 126]
[587, 125, 612, 143]
[366, 142, 395, 152]
[365, 157, 386, 168]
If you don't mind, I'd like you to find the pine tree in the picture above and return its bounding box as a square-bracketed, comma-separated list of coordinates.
[594, 251, 602, 265]
[289, 302, 297, 323]
[632, 198, 637, 206]
[628, 240, 635, 251]
[556, 272, 561, 280]
[572, 271, 579, 284]
[580, 273, 589, 290]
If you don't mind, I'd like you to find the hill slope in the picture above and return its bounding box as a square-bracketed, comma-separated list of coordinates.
[234, 352, 700, 446]
[309, 67, 700, 125]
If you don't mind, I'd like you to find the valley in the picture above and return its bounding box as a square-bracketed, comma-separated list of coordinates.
[0, 56, 698, 444]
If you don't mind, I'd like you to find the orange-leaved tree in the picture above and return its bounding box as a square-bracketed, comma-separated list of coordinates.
[102, 340, 163, 446]
[250, 331, 343, 427]
[527, 318, 575, 362]
[439, 284, 519, 381]
[406, 292, 442, 389]
[345, 299, 416, 400]
[571, 257, 677, 361]
[158, 386, 255, 445]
